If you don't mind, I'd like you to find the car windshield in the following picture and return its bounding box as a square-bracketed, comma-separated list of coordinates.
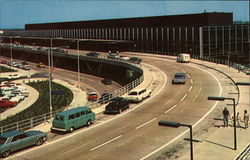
[55, 115, 64, 121]
[174, 75, 185, 79]
[128, 91, 138, 95]
[0, 137, 7, 144]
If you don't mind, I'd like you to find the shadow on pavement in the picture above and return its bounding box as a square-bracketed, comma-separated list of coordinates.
[204, 140, 234, 150]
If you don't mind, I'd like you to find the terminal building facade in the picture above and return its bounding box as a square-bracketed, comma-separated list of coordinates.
[2, 12, 250, 64]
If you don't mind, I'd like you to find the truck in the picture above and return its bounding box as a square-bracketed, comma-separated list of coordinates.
[177, 53, 190, 63]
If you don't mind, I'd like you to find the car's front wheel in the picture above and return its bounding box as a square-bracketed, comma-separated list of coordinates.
[35, 138, 43, 146]
[2, 150, 10, 158]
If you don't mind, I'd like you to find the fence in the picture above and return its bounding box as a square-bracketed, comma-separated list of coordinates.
[0, 59, 144, 134]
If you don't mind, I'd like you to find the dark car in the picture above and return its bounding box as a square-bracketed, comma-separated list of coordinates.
[86, 51, 100, 57]
[98, 93, 113, 104]
[0, 130, 47, 157]
[104, 97, 129, 114]
[101, 78, 112, 85]
[129, 57, 142, 64]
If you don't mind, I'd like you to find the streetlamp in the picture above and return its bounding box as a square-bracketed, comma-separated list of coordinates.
[158, 121, 194, 160]
[77, 40, 80, 89]
[207, 96, 237, 150]
[10, 37, 13, 62]
[48, 38, 53, 121]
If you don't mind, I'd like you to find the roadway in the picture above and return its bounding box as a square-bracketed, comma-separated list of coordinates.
[8, 55, 227, 160]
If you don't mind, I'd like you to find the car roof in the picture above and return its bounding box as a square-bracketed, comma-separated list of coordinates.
[0, 130, 22, 138]
[111, 97, 124, 101]
[56, 107, 90, 116]
[129, 88, 146, 92]
[175, 73, 185, 76]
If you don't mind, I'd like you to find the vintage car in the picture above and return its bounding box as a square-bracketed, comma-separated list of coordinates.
[0, 130, 47, 157]
[86, 51, 100, 57]
[0, 100, 17, 108]
[37, 62, 45, 68]
[126, 88, 151, 103]
[87, 91, 98, 101]
[101, 78, 112, 85]
[104, 97, 129, 114]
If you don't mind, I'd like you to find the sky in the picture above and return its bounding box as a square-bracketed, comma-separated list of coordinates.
[0, 0, 249, 29]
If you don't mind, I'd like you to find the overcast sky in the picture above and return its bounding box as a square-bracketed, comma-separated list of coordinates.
[0, 0, 249, 29]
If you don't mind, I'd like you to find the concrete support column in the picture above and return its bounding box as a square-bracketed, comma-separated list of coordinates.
[199, 27, 204, 58]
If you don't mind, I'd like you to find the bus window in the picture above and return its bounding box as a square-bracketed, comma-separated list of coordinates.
[69, 114, 75, 120]
[76, 112, 80, 118]
[81, 111, 85, 115]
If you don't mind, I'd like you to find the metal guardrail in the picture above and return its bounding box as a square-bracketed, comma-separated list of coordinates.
[0, 47, 144, 134]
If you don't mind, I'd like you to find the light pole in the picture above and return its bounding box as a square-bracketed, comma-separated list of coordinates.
[208, 96, 237, 150]
[10, 37, 13, 62]
[48, 38, 53, 121]
[158, 121, 193, 160]
[77, 40, 80, 89]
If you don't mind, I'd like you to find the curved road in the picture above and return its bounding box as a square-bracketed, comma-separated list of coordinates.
[9, 56, 226, 160]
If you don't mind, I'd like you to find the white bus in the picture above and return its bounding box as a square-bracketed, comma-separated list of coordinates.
[177, 53, 190, 63]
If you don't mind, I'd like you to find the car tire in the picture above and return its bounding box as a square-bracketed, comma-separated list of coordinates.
[87, 120, 91, 127]
[69, 127, 74, 133]
[2, 150, 10, 158]
[35, 138, 43, 146]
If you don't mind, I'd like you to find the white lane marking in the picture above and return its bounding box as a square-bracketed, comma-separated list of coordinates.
[164, 104, 177, 114]
[192, 95, 199, 102]
[188, 85, 193, 92]
[135, 118, 157, 130]
[174, 90, 180, 97]
[187, 74, 191, 78]
[140, 61, 223, 160]
[180, 93, 187, 102]
[90, 135, 123, 151]
[199, 87, 202, 93]
[191, 79, 193, 84]
[165, 99, 172, 105]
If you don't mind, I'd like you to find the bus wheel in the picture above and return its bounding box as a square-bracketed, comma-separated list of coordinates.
[69, 127, 74, 133]
[87, 120, 91, 127]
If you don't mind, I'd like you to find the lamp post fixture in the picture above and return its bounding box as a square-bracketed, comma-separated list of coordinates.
[208, 96, 237, 150]
[158, 121, 194, 160]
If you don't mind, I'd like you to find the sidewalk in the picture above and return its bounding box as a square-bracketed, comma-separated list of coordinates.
[180, 59, 250, 160]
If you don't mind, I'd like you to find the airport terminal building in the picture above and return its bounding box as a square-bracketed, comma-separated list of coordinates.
[2, 12, 250, 64]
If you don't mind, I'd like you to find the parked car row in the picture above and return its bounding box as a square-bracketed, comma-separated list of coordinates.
[6, 60, 30, 71]
[0, 81, 29, 109]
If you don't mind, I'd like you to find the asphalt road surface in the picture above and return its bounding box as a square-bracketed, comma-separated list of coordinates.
[8, 55, 228, 160]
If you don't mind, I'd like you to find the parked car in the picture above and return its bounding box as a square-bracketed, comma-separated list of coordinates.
[126, 88, 151, 103]
[86, 51, 100, 57]
[119, 56, 130, 61]
[101, 78, 112, 85]
[87, 91, 98, 101]
[21, 65, 30, 70]
[9, 95, 25, 103]
[0, 130, 47, 157]
[98, 93, 113, 104]
[0, 60, 7, 64]
[0, 100, 17, 108]
[104, 97, 129, 114]
[129, 57, 142, 64]
[107, 53, 120, 59]
[37, 62, 45, 68]
[21, 61, 29, 65]
[7, 74, 21, 80]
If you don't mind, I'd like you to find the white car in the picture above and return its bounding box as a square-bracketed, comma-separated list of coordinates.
[7, 74, 21, 80]
[119, 56, 130, 61]
[10, 95, 25, 103]
[126, 88, 151, 103]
